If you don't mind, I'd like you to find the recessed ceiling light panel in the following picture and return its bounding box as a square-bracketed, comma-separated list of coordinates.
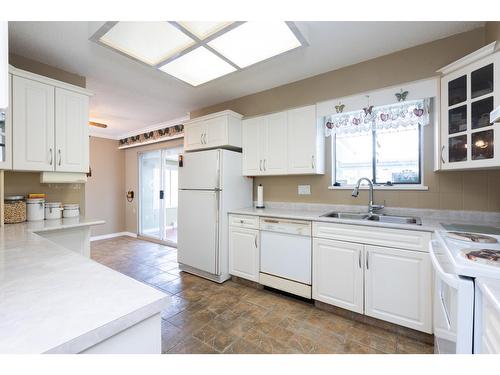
[208, 22, 302, 68]
[178, 21, 234, 39]
[159, 46, 236, 86]
[100, 22, 195, 66]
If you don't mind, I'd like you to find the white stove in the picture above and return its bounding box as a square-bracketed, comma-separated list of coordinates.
[435, 230, 500, 279]
[431, 230, 500, 354]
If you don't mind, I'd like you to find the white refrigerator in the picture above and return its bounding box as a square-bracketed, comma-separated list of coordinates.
[177, 149, 252, 283]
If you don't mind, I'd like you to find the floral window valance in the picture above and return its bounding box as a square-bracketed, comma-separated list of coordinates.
[324, 99, 430, 137]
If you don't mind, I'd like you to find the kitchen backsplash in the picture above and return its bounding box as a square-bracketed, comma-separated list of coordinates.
[4, 172, 85, 214]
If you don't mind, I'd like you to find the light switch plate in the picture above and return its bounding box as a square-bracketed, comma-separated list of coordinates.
[298, 185, 311, 195]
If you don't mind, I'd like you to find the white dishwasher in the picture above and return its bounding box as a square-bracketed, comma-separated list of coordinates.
[259, 217, 312, 299]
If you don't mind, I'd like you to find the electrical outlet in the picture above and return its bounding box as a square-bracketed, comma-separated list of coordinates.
[298, 185, 311, 195]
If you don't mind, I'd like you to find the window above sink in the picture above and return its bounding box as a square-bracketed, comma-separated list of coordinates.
[316, 77, 438, 191]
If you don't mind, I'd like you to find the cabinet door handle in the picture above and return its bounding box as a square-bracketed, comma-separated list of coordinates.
[200, 134, 203, 144]
[440, 145, 445, 164]
[203, 133, 207, 144]
[311, 155, 315, 169]
[49, 148, 53, 165]
[358, 250, 362, 268]
[254, 235, 258, 248]
[259, 159, 262, 172]
[366, 251, 369, 270]
[58, 149, 62, 166]
[263, 159, 266, 171]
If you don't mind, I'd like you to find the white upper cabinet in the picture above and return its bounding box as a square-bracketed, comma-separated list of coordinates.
[0, 22, 8, 109]
[287, 105, 325, 174]
[242, 112, 287, 176]
[242, 105, 325, 176]
[183, 110, 243, 152]
[12, 75, 55, 171]
[437, 42, 500, 170]
[55, 88, 89, 172]
[241, 117, 261, 175]
[0, 74, 12, 170]
[262, 111, 287, 175]
[10, 67, 92, 173]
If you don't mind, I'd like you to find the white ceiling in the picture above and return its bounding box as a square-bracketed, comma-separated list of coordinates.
[8, 21, 483, 138]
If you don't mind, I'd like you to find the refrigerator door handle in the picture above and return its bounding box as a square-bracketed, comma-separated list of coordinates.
[214, 190, 220, 275]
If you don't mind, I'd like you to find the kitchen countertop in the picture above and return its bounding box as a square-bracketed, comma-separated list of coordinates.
[0, 217, 169, 354]
[228, 205, 500, 233]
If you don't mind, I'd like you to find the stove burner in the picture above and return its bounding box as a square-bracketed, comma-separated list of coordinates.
[447, 231, 498, 244]
[461, 248, 500, 267]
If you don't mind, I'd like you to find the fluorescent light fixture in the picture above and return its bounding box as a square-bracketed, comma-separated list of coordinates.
[208, 22, 302, 68]
[159, 47, 236, 86]
[178, 21, 233, 39]
[100, 22, 195, 66]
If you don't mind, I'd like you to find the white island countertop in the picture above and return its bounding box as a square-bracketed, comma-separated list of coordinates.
[0, 217, 169, 354]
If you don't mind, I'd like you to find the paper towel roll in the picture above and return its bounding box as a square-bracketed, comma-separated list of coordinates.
[256, 184, 265, 208]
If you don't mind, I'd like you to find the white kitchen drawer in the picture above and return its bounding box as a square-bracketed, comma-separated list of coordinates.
[229, 214, 259, 229]
[313, 221, 431, 252]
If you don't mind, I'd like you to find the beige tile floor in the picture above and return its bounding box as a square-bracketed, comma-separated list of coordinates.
[91, 236, 434, 354]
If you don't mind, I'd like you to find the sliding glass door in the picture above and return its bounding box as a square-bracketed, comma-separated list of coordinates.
[139, 147, 181, 246]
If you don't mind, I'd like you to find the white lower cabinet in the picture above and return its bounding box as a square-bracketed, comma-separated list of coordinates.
[364, 245, 432, 333]
[312, 235, 432, 333]
[313, 238, 363, 314]
[228, 226, 260, 282]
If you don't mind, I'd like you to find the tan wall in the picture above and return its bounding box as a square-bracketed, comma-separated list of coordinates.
[485, 21, 500, 44]
[4, 171, 86, 212]
[85, 137, 126, 236]
[9, 53, 86, 87]
[191, 27, 500, 212]
[124, 138, 184, 234]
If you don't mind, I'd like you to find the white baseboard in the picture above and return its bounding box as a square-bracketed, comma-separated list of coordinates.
[90, 232, 138, 242]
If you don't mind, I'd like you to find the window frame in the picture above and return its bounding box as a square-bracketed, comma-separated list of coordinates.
[331, 123, 426, 190]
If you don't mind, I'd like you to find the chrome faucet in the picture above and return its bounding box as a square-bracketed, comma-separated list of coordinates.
[351, 177, 384, 215]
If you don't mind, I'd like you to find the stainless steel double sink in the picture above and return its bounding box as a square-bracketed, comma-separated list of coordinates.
[320, 211, 422, 225]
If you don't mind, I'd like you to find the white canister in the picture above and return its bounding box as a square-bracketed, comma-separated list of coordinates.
[45, 202, 63, 220]
[63, 203, 80, 218]
[26, 198, 45, 221]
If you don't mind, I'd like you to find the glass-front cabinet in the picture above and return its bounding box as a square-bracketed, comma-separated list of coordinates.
[439, 43, 499, 170]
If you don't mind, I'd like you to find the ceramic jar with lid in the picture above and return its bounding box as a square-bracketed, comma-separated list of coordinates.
[4, 196, 27, 223]
[26, 198, 45, 221]
[45, 202, 63, 220]
[63, 203, 80, 218]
